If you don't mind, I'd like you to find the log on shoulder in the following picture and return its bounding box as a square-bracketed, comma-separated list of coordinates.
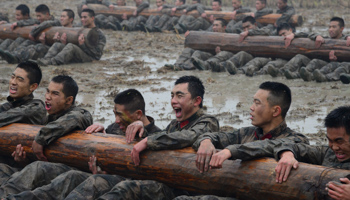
[185, 31, 350, 62]
[0, 24, 98, 47]
[88, 4, 302, 27]
[0, 123, 347, 200]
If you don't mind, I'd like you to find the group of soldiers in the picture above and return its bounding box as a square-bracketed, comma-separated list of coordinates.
[0, 60, 350, 199]
[0, 4, 106, 66]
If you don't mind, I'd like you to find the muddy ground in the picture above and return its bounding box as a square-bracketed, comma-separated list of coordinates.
[1, 0, 350, 145]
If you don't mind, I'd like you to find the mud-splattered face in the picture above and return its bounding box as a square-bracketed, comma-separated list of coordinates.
[113, 104, 137, 132]
[328, 21, 344, 39]
[327, 127, 350, 162]
[9, 68, 35, 101]
[171, 83, 199, 122]
[250, 89, 274, 128]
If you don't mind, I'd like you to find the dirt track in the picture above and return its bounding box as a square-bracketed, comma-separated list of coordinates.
[1, 0, 350, 145]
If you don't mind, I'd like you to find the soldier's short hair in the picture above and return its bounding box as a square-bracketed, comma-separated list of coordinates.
[325, 106, 350, 137]
[82, 9, 95, 17]
[114, 89, 146, 115]
[175, 76, 205, 108]
[63, 9, 75, 20]
[259, 81, 291, 119]
[16, 4, 30, 17]
[16, 61, 42, 86]
[257, 0, 267, 4]
[215, 18, 227, 27]
[51, 75, 79, 104]
[242, 16, 256, 25]
[35, 4, 50, 15]
[330, 17, 345, 28]
[277, 23, 293, 34]
[213, 0, 222, 5]
[281, 0, 288, 3]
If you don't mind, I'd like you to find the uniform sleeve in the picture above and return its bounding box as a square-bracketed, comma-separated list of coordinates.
[227, 136, 308, 161]
[236, 7, 251, 14]
[255, 8, 273, 19]
[308, 33, 322, 41]
[35, 110, 93, 146]
[176, 5, 188, 10]
[102, 0, 111, 7]
[294, 32, 310, 38]
[192, 129, 241, 151]
[196, 5, 206, 15]
[0, 101, 46, 127]
[147, 117, 219, 150]
[30, 20, 61, 38]
[16, 18, 40, 27]
[276, 7, 295, 26]
[79, 29, 106, 60]
[161, 5, 175, 9]
[248, 27, 272, 36]
[274, 143, 328, 165]
[136, 2, 150, 13]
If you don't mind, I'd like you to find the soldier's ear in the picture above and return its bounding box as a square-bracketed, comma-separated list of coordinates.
[272, 105, 282, 117]
[193, 96, 202, 107]
[65, 96, 74, 105]
[29, 83, 38, 93]
[134, 110, 143, 120]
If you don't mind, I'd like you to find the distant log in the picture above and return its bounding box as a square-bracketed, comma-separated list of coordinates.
[185, 31, 350, 62]
[87, 4, 302, 27]
[0, 24, 99, 47]
[0, 123, 348, 200]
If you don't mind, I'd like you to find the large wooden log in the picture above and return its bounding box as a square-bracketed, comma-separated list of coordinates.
[0, 24, 99, 47]
[185, 31, 350, 62]
[87, 4, 302, 27]
[0, 123, 348, 200]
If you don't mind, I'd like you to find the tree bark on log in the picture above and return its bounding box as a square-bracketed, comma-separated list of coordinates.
[0, 123, 348, 200]
[87, 4, 302, 27]
[185, 31, 350, 62]
[0, 24, 98, 47]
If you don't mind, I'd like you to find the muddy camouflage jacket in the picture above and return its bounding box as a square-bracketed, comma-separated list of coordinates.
[106, 116, 161, 137]
[234, 6, 251, 14]
[16, 15, 59, 28]
[35, 105, 93, 146]
[30, 18, 62, 38]
[192, 121, 309, 157]
[273, 143, 350, 169]
[308, 33, 348, 41]
[255, 7, 273, 19]
[147, 109, 219, 150]
[82, 0, 111, 6]
[0, 93, 46, 127]
[276, 5, 295, 26]
[136, 2, 150, 14]
[79, 27, 106, 60]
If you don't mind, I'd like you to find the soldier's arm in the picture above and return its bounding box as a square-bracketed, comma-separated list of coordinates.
[30, 20, 61, 38]
[254, 7, 273, 19]
[276, 7, 295, 26]
[308, 32, 323, 41]
[79, 29, 106, 60]
[0, 101, 46, 128]
[236, 7, 251, 14]
[176, 4, 188, 11]
[147, 117, 219, 150]
[161, 5, 175, 9]
[16, 18, 40, 27]
[196, 4, 206, 15]
[248, 27, 272, 36]
[136, 2, 150, 14]
[34, 109, 93, 146]
[101, 0, 111, 7]
[294, 32, 310, 38]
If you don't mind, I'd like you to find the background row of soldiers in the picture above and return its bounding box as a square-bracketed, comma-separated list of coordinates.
[0, 4, 106, 66]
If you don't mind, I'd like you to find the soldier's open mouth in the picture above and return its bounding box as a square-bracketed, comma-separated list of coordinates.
[174, 108, 182, 118]
[9, 86, 17, 94]
[45, 102, 52, 111]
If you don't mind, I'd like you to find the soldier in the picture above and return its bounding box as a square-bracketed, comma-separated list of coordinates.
[193, 81, 309, 173]
[253, 0, 273, 19]
[152, 0, 186, 32]
[0, 75, 93, 199]
[120, 0, 149, 31]
[37, 9, 106, 66]
[138, 0, 167, 32]
[6, 89, 161, 200]
[275, 0, 295, 28]
[0, 4, 60, 64]
[79, 0, 114, 13]
[226, 0, 251, 33]
[94, 0, 126, 30]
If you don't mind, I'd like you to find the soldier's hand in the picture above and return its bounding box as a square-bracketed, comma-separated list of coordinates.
[88, 155, 107, 174]
[39, 32, 46, 44]
[131, 138, 148, 166]
[85, 123, 106, 134]
[133, 10, 137, 16]
[275, 151, 298, 183]
[209, 149, 231, 169]
[315, 35, 325, 48]
[157, 6, 163, 11]
[28, 34, 35, 41]
[183, 9, 187, 13]
[329, 50, 337, 61]
[215, 46, 221, 54]
[122, 13, 128, 20]
[239, 31, 249, 43]
[11, 144, 27, 163]
[125, 121, 144, 143]
[184, 30, 190, 38]
[82, 5, 88, 9]
[196, 139, 216, 173]
[109, 5, 114, 11]
[201, 13, 207, 18]
[327, 178, 350, 200]
[251, 13, 255, 18]
[284, 33, 295, 48]
[231, 11, 237, 20]
[78, 34, 85, 45]
[346, 37, 350, 47]
[10, 22, 17, 31]
[32, 140, 48, 161]
[209, 15, 215, 23]
[0, 21, 6, 25]
[53, 32, 60, 41]
[171, 8, 176, 16]
[60, 33, 67, 45]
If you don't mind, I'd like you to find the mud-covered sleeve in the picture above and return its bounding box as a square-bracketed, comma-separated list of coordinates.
[79, 29, 106, 60]
[248, 27, 271, 36]
[255, 8, 273, 19]
[137, 2, 149, 13]
[30, 20, 61, 38]
[161, 5, 174, 9]
[236, 7, 251, 14]
[196, 5, 206, 15]
[276, 7, 295, 26]
[141, 124, 162, 138]
[0, 101, 46, 127]
[147, 117, 219, 150]
[273, 143, 328, 165]
[294, 32, 309, 38]
[35, 110, 93, 146]
[16, 18, 40, 27]
[102, 0, 111, 7]
[176, 5, 188, 10]
[308, 32, 322, 41]
[226, 136, 309, 161]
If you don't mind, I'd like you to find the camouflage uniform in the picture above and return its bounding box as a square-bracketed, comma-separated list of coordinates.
[95, 15, 121, 30]
[105, 116, 161, 136]
[255, 7, 273, 19]
[276, 5, 295, 27]
[39, 27, 106, 65]
[255, 59, 287, 75]
[120, 2, 149, 31]
[226, 6, 251, 33]
[0, 93, 46, 127]
[173, 4, 206, 34]
[313, 62, 350, 82]
[241, 57, 271, 76]
[79, 0, 111, 16]
[174, 47, 196, 70]
[218, 51, 254, 74]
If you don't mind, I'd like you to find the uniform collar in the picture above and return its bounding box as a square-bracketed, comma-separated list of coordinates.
[179, 109, 203, 129]
[255, 120, 287, 140]
[7, 93, 34, 108]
